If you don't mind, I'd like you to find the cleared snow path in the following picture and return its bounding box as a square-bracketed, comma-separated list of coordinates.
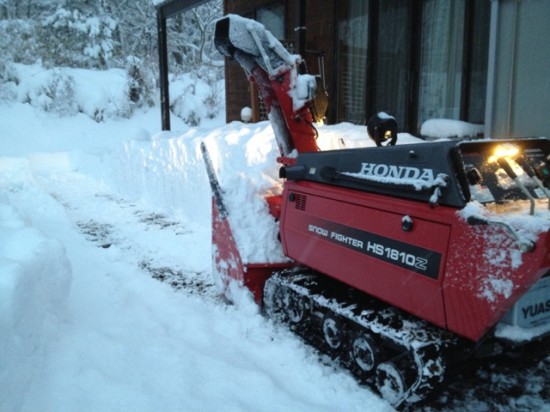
[37, 170, 214, 296]
[0, 150, 392, 412]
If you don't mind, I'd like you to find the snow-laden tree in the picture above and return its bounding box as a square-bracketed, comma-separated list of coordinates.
[39, 7, 119, 68]
[0, 0, 225, 123]
[0, 0, 223, 72]
[167, 0, 223, 75]
[0, 0, 60, 19]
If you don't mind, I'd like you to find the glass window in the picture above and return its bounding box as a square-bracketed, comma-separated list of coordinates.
[336, 1, 369, 124]
[418, 0, 465, 127]
[373, 0, 412, 131]
[334, 0, 490, 134]
[466, 1, 490, 123]
[257, 4, 284, 41]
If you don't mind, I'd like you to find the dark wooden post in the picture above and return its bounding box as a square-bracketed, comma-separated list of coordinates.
[157, 9, 170, 131]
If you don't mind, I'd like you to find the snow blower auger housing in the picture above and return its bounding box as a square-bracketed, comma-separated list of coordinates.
[207, 14, 550, 407]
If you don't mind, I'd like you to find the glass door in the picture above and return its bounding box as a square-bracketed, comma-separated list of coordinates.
[336, 0, 369, 124]
[371, 0, 414, 131]
[418, 0, 465, 128]
[334, 0, 490, 134]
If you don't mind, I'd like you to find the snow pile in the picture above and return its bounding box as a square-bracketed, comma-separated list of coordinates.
[421, 118, 484, 139]
[13, 63, 131, 120]
[0, 192, 71, 412]
[110, 129, 211, 228]
[202, 122, 286, 263]
[109, 119, 421, 266]
[110, 121, 286, 263]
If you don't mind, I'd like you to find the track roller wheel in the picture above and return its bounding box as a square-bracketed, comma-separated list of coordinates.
[322, 313, 346, 351]
[350, 332, 378, 374]
[263, 284, 285, 320]
[283, 291, 310, 324]
[375, 361, 408, 406]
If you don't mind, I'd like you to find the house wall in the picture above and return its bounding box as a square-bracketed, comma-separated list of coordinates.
[222, 0, 549, 138]
[488, 0, 550, 138]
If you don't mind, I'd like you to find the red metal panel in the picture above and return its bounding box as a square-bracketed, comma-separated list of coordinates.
[212, 197, 292, 304]
[212, 197, 245, 290]
[270, 69, 319, 153]
[280, 181, 453, 328]
[278, 181, 550, 342]
[443, 222, 550, 341]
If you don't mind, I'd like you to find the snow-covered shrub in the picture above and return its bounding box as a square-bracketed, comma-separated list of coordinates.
[171, 80, 207, 126]
[0, 62, 19, 102]
[16, 64, 130, 120]
[170, 72, 225, 126]
[203, 78, 224, 120]
[0, 62, 18, 83]
[21, 68, 79, 116]
[91, 96, 132, 122]
[126, 57, 156, 109]
[171, 93, 205, 127]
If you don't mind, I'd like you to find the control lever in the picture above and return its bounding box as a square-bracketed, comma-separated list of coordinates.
[497, 158, 535, 215]
[515, 155, 550, 210]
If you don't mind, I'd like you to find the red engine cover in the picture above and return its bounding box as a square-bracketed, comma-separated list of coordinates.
[279, 180, 550, 341]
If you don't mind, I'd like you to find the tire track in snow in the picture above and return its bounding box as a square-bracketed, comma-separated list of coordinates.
[38, 172, 217, 299]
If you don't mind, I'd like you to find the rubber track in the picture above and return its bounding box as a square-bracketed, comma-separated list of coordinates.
[263, 268, 463, 406]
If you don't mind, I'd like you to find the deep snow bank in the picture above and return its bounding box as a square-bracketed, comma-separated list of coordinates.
[108, 120, 423, 266]
[110, 121, 287, 265]
[0, 192, 72, 411]
[110, 128, 211, 226]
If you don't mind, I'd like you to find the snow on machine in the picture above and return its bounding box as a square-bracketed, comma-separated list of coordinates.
[204, 14, 550, 406]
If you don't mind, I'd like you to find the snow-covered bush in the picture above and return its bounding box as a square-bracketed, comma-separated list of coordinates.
[126, 57, 156, 109]
[202, 78, 224, 120]
[170, 72, 225, 126]
[171, 92, 205, 127]
[21, 68, 79, 116]
[171, 79, 205, 126]
[91, 96, 132, 122]
[0, 61, 19, 102]
[14, 64, 133, 121]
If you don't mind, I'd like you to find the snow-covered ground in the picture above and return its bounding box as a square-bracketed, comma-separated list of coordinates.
[0, 66, 396, 411]
[1, 65, 549, 412]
